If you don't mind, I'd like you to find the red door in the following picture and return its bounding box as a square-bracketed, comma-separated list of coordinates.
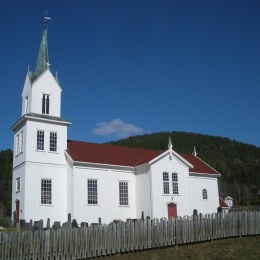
[16, 200, 20, 223]
[168, 203, 177, 218]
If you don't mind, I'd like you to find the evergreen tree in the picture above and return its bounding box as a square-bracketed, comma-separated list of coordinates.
[0, 150, 13, 217]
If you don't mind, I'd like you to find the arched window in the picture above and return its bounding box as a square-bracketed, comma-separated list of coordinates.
[202, 189, 208, 199]
[172, 172, 179, 194]
[163, 172, 169, 194]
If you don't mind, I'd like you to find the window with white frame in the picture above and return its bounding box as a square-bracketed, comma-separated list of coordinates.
[16, 177, 21, 192]
[37, 130, 44, 150]
[16, 131, 23, 155]
[119, 181, 129, 206]
[163, 172, 169, 194]
[41, 179, 52, 204]
[42, 94, 50, 114]
[25, 96, 28, 114]
[19, 131, 23, 154]
[49, 132, 57, 152]
[202, 189, 208, 199]
[88, 179, 98, 204]
[172, 172, 179, 194]
[16, 134, 20, 156]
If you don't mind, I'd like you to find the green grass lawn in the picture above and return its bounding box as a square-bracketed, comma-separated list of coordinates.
[107, 236, 260, 260]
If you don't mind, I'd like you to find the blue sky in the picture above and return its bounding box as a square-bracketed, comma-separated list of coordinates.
[1, 0, 260, 150]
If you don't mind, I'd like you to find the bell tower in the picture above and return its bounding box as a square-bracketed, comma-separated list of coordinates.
[11, 18, 71, 224]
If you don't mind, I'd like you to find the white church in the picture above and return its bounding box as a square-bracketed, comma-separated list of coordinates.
[11, 19, 221, 225]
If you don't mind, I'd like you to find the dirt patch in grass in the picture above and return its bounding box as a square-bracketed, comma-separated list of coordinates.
[107, 236, 260, 259]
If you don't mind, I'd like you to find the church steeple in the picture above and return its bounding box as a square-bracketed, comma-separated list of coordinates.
[20, 17, 64, 117]
[34, 17, 50, 78]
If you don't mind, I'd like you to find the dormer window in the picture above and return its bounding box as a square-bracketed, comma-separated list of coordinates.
[42, 94, 50, 114]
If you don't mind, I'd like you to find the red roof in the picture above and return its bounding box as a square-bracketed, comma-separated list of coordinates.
[67, 140, 220, 175]
[219, 197, 229, 208]
[67, 140, 162, 167]
[181, 154, 220, 175]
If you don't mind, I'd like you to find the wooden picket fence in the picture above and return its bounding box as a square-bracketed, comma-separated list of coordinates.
[1, 211, 260, 259]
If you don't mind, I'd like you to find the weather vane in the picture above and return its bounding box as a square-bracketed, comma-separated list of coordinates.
[43, 11, 51, 26]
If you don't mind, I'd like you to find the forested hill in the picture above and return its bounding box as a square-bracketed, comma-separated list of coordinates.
[0, 149, 12, 218]
[109, 132, 260, 206]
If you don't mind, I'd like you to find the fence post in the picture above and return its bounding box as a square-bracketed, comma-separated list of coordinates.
[47, 218, 50, 229]
[16, 222, 20, 232]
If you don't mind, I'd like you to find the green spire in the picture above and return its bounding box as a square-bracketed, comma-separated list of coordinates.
[34, 18, 50, 77]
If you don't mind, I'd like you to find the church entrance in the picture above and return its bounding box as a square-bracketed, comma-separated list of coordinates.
[168, 203, 177, 218]
[15, 200, 20, 223]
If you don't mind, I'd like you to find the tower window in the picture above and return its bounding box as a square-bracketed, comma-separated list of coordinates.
[37, 130, 44, 150]
[16, 177, 21, 192]
[50, 132, 57, 152]
[15, 131, 23, 156]
[25, 96, 28, 114]
[16, 134, 20, 156]
[41, 179, 52, 204]
[42, 94, 50, 114]
[20, 131, 23, 154]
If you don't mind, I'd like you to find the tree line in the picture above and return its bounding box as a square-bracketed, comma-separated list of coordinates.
[0, 149, 12, 217]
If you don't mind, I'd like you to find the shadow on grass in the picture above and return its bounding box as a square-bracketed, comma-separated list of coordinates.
[106, 236, 260, 260]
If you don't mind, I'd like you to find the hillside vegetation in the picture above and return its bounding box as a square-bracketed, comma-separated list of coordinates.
[0, 149, 12, 217]
[109, 131, 260, 206]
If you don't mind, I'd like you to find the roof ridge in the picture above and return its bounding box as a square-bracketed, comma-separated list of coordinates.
[67, 139, 165, 153]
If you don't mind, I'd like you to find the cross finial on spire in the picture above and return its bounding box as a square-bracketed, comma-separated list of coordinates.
[44, 16, 51, 27]
[192, 146, 197, 157]
[43, 11, 51, 26]
[44, 15, 50, 20]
